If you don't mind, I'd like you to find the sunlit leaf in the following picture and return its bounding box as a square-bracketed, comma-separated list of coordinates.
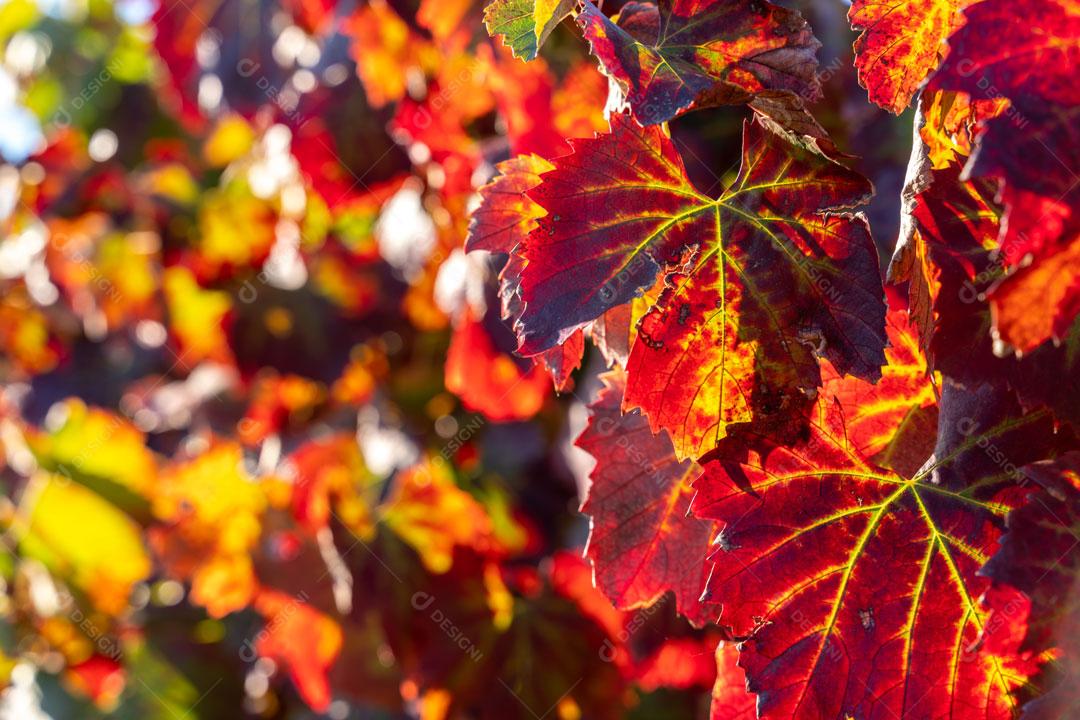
[515, 113, 884, 459]
[849, 0, 972, 114]
[149, 443, 265, 617]
[381, 457, 497, 573]
[483, 0, 575, 61]
[693, 380, 1054, 718]
[19, 474, 151, 616]
[578, 368, 716, 626]
[577, 0, 821, 125]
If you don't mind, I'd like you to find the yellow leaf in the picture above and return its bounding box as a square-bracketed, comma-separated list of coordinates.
[381, 457, 494, 573]
[29, 399, 156, 498]
[163, 266, 233, 364]
[19, 474, 150, 615]
[203, 114, 256, 167]
[150, 443, 265, 617]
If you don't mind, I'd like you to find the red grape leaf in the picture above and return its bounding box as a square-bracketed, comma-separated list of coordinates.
[589, 303, 634, 368]
[465, 156, 586, 392]
[483, 0, 576, 61]
[710, 642, 756, 720]
[918, 90, 1007, 170]
[693, 378, 1055, 718]
[961, 107, 1080, 353]
[578, 368, 717, 627]
[513, 112, 883, 458]
[576, 0, 821, 126]
[983, 452, 1080, 718]
[889, 164, 1000, 359]
[984, 452, 1080, 654]
[466, 154, 553, 255]
[1002, 316, 1080, 432]
[849, 0, 971, 114]
[990, 234, 1080, 353]
[518, 112, 882, 356]
[890, 164, 1080, 430]
[820, 301, 938, 477]
[538, 327, 584, 391]
[929, 0, 1079, 109]
[923, 0, 1080, 351]
[927, 0, 1079, 223]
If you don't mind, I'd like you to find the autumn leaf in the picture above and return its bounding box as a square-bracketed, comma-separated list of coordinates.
[889, 164, 1000, 358]
[149, 442, 266, 617]
[918, 90, 1007, 170]
[465, 155, 587, 392]
[28, 398, 157, 502]
[381, 457, 498, 573]
[889, 164, 1080, 430]
[989, 234, 1080, 353]
[982, 452, 1080, 719]
[578, 368, 717, 627]
[483, 0, 575, 61]
[955, 109, 1079, 353]
[923, 0, 1080, 351]
[537, 327, 584, 392]
[692, 378, 1055, 718]
[445, 310, 551, 422]
[516, 113, 882, 365]
[11, 0, 1080, 716]
[345, 0, 439, 108]
[513, 112, 884, 458]
[465, 154, 552, 255]
[576, 0, 821, 125]
[820, 301, 939, 477]
[984, 452, 1080, 653]
[18, 473, 151, 616]
[590, 303, 634, 368]
[288, 434, 377, 537]
[710, 642, 756, 720]
[930, 0, 1079, 110]
[254, 589, 344, 713]
[849, 0, 972, 114]
[927, 0, 1080, 245]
